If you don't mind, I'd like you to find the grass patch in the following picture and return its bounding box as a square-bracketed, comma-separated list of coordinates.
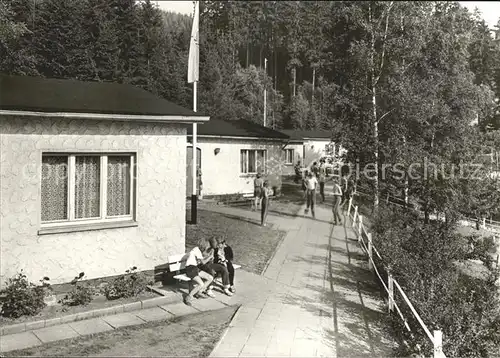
[186, 209, 286, 275]
[4, 306, 238, 357]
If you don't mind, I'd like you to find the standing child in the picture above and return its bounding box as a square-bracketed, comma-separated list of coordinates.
[332, 178, 343, 225]
[183, 239, 214, 306]
[318, 159, 327, 203]
[261, 180, 272, 226]
[253, 173, 264, 211]
[304, 172, 318, 218]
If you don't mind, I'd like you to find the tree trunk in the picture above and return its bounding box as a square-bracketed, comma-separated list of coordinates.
[274, 48, 277, 91]
[403, 135, 409, 206]
[292, 67, 296, 97]
[312, 67, 316, 105]
[246, 43, 250, 68]
[370, 16, 380, 212]
[371, 82, 380, 212]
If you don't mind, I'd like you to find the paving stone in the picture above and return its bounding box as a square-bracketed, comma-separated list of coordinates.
[229, 306, 261, 327]
[25, 320, 45, 331]
[122, 301, 142, 312]
[290, 338, 317, 357]
[60, 314, 78, 324]
[191, 297, 227, 312]
[218, 326, 252, 349]
[135, 307, 175, 322]
[142, 296, 176, 309]
[160, 301, 199, 316]
[0, 331, 42, 353]
[69, 317, 114, 336]
[2, 323, 26, 335]
[102, 312, 146, 329]
[44, 317, 63, 328]
[239, 331, 272, 357]
[264, 341, 292, 357]
[75, 310, 95, 321]
[33, 323, 79, 343]
[91, 306, 120, 318]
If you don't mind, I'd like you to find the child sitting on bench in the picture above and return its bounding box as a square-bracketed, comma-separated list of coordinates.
[183, 239, 214, 306]
[214, 236, 236, 293]
[204, 238, 233, 296]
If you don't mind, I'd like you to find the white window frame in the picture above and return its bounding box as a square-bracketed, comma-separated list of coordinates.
[40, 153, 136, 228]
[240, 149, 267, 174]
[284, 148, 294, 165]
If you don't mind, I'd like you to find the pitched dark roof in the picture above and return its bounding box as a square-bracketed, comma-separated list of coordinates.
[280, 129, 333, 141]
[188, 118, 289, 140]
[0, 74, 204, 117]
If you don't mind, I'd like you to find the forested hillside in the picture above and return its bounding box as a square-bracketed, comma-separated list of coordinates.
[1, 0, 500, 213]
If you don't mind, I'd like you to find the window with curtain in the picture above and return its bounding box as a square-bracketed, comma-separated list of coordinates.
[107, 156, 131, 216]
[40, 153, 135, 227]
[240, 149, 267, 174]
[41, 156, 68, 221]
[75, 156, 100, 219]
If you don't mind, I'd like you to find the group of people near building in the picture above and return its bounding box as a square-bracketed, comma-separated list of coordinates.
[302, 159, 354, 225]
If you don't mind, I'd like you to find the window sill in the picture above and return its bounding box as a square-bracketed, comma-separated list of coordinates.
[38, 220, 138, 236]
[239, 173, 264, 178]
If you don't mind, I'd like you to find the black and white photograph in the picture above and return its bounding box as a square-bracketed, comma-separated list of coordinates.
[0, 0, 499, 356]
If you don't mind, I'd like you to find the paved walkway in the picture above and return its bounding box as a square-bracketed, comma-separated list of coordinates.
[1, 200, 396, 356]
[206, 201, 396, 357]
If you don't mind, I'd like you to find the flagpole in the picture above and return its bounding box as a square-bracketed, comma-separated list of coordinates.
[188, 1, 199, 225]
[264, 58, 267, 127]
[191, 82, 198, 224]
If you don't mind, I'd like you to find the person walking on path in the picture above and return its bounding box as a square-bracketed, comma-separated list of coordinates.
[340, 174, 353, 210]
[261, 180, 272, 226]
[252, 173, 264, 211]
[304, 172, 318, 218]
[332, 178, 343, 225]
[318, 159, 327, 202]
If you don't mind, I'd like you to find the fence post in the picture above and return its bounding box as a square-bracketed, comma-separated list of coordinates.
[433, 330, 444, 358]
[347, 197, 353, 217]
[367, 233, 373, 271]
[387, 267, 394, 312]
[353, 205, 358, 228]
[359, 215, 363, 236]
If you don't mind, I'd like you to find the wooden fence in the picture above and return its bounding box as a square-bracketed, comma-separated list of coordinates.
[346, 197, 447, 358]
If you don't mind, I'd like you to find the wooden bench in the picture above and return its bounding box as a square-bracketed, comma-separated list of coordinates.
[167, 253, 241, 289]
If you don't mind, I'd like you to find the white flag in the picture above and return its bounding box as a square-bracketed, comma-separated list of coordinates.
[187, 1, 199, 83]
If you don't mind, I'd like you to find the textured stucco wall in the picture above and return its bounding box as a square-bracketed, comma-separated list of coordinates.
[282, 144, 303, 176]
[0, 116, 187, 287]
[195, 138, 284, 196]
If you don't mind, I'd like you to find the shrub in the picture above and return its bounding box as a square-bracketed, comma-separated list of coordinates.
[372, 208, 500, 357]
[0, 272, 50, 318]
[58, 272, 94, 307]
[102, 267, 151, 300]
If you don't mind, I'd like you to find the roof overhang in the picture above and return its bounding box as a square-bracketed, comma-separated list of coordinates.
[0, 109, 210, 124]
[188, 134, 288, 142]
